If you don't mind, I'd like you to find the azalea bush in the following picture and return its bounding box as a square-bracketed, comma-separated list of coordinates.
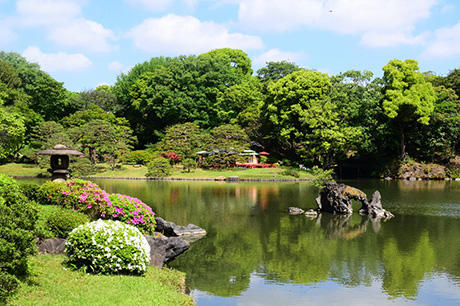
[65, 220, 150, 275]
[0, 174, 37, 301]
[38, 179, 157, 235]
[39, 179, 111, 219]
[106, 194, 156, 235]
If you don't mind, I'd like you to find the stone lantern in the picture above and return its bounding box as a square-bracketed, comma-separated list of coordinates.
[37, 144, 83, 181]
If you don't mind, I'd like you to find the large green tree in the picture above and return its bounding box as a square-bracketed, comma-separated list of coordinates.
[382, 59, 436, 160]
[0, 107, 26, 160]
[262, 69, 361, 168]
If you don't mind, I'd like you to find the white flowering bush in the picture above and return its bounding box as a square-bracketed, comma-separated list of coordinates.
[65, 220, 150, 275]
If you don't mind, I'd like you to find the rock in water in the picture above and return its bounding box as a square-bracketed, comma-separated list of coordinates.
[288, 207, 305, 215]
[359, 191, 394, 219]
[316, 182, 393, 219]
[144, 234, 190, 267]
[155, 217, 207, 237]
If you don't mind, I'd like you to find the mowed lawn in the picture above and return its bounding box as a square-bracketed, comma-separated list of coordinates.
[1, 163, 315, 180]
[9, 255, 193, 306]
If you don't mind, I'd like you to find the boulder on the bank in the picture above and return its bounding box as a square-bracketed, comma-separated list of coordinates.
[155, 217, 207, 237]
[144, 234, 190, 267]
[316, 181, 393, 219]
[288, 207, 305, 215]
[37, 238, 66, 254]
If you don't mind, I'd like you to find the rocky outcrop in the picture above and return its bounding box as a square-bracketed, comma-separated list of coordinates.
[155, 217, 207, 237]
[399, 161, 446, 179]
[37, 238, 66, 254]
[315, 182, 393, 219]
[144, 234, 190, 267]
[358, 190, 394, 219]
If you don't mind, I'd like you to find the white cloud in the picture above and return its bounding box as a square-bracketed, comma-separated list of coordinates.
[236, 0, 437, 47]
[253, 48, 305, 66]
[124, 0, 198, 11]
[361, 31, 427, 48]
[16, 0, 81, 26]
[108, 61, 124, 71]
[48, 18, 116, 52]
[422, 22, 460, 58]
[127, 14, 264, 54]
[22, 46, 92, 72]
[124, 0, 173, 11]
[16, 0, 116, 53]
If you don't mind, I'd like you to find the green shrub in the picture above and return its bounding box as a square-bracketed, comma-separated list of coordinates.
[124, 150, 155, 165]
[20, 183, 43, 202]
[106, 194, 156, 235]
[0, 174, 37, 302]
[181, 158, 196, 173]
[69, 157, 95, 176]
[65, 220, 150, 275]
[146, 157, 171, 177]
[46, 208, 90, 238]
[310, 166, 334, 188]
[281, 168, 300, 178]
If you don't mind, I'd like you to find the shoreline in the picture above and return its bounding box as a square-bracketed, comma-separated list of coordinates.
[11, 175, 316, 182]
[11, 175, 460, 182]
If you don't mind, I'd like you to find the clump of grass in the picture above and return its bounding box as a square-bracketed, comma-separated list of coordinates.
[9, 255, 194, 306]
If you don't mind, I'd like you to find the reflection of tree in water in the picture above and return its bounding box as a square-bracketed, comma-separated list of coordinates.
[261, 215, 337, 284]
[96, 180, 460, 299]
[382, 232, 435, 298]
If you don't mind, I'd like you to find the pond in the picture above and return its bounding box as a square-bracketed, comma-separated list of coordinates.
[92, 179, 459, 305]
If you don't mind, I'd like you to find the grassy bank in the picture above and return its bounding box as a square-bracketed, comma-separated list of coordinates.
[2, 163, 315, 180]
[8, 255, 193, 306]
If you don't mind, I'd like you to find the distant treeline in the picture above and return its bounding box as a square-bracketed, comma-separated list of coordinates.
[0, 49, 458, 175]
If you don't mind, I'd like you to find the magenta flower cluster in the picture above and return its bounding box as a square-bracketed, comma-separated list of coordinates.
[107, 194, 156, 235]
[41, 179, 156, 234]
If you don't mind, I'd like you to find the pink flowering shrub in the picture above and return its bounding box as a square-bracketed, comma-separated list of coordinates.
[106, 194, 156, 235]
[39, 179, 156, 235]
[39, 179, 111, 219]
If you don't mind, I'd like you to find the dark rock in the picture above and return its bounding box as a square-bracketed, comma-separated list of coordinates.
[316, 182, 393, 220]
[288, 207, 305, 215]
[37, 238, 66, 254]
[144, 234, 190, 267]
[155, 217, 207, 237]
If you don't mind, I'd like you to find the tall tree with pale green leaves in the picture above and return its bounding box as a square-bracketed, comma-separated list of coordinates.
[382, 59, 436, 160]
[262, 69, 362, 168]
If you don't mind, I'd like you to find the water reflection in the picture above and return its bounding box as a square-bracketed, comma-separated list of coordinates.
[92, 179, 460, 304]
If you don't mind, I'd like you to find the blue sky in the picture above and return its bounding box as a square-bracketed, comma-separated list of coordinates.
[1, 0, 459, 92]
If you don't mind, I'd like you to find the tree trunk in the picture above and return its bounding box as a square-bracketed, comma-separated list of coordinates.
[400, 125, 406, 161]
[89, 147, 96, 165]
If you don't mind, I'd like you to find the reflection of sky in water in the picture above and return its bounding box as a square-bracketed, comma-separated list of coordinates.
[193, 273, 460, 306]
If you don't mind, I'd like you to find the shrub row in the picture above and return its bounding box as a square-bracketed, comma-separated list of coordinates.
[0, 174, 37, 302]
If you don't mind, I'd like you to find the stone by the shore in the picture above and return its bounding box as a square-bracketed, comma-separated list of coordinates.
[288, 207, 305, 215]
[144, 234, 190, 267]
[304, 209, 318, 217]
[155, 217, 207, 237]
[37, 238, 66, 254]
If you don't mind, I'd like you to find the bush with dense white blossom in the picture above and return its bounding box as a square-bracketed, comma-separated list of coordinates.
[65, 220, 150, 275]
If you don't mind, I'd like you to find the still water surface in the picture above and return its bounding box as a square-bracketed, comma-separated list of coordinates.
[93, 179, 460, 306]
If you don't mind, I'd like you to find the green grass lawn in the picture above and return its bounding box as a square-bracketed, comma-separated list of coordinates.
[0, 162, 315, 180]
[0, 163, 47, 177]
[9, 255, 194, 306]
